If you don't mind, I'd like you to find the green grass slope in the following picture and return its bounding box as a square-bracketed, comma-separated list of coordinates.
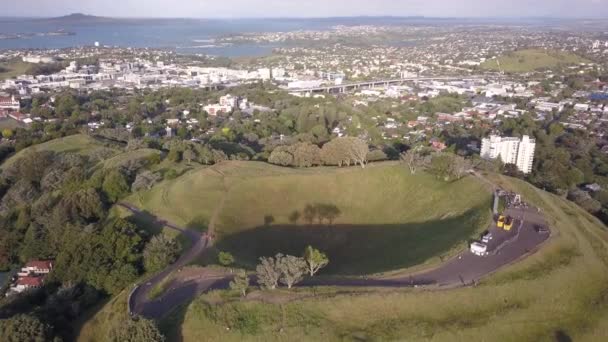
[481, 49, 589, 73]
[175, 173, 608, 342]
[128, 161, 492, 274]
[1, 134, 121, 168]
[100, 148, 160, 169]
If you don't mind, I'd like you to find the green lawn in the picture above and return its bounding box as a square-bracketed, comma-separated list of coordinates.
[126, 166, 225, 232]
[128, 161, 492, 274]
[481, 49, 590, 73]
[174, 173, 608, 342]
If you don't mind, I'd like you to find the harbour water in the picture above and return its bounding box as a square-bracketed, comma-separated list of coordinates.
[0, 17, 338, 57]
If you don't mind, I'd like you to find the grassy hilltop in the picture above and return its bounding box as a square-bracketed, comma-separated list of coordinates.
[127, 161, 492, 275]
[480, 49, 589, 73]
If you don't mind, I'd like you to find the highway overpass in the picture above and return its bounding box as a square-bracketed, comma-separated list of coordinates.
[285, 75, 494, 94]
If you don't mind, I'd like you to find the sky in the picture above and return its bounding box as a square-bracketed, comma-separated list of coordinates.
[2, 0, 608, 19]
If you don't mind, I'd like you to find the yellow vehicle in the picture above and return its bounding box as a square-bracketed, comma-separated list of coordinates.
[504, 216, 514, 231]
[497, 215, 505, 228]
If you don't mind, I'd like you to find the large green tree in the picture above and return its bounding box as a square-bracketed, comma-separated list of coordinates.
[303, 246, 329, 276]
[102, 169, 130, 203]
[143, 235, 180, 273]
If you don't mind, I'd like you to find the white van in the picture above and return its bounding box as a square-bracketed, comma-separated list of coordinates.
[470, 242, 488, 256]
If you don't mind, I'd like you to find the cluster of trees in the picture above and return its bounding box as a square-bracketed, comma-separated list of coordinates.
[220, 246, 329, 296]
[0, 283, 103, 341]
[0, 146, 182, 339]
[495, 114, 608, 222]
[143, 235, 180, 273]
[255, 246, 329, 291]
[400, 148, 471, 181]
[268, 137, 370, 168]
[268, 142, 321, 167]
[320, 137, 369, 168]
[0, 314, 58, 342]
[164, 140, 230, 165]
[8, 83, 411, 173]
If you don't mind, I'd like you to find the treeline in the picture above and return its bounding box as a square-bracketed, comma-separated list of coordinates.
[218, 246, 329, 299]
[268, 136, 382, 168]
[15, 85, 410, 162]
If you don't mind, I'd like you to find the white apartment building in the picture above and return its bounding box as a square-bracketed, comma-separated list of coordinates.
[480, 135, 536, 174]
[220, 94, 238, 108]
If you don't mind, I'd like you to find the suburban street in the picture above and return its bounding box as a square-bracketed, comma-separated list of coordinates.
[122, 202, 551, 319]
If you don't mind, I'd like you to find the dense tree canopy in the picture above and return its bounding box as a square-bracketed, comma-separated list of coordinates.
[143, 235, 180, 273]
[0, 314, 57, 342]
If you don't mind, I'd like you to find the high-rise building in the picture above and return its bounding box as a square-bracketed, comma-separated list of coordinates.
[480, 135, 536, 174]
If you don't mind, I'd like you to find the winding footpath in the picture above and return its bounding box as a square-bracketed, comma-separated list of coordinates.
[123, 203, 551, 319]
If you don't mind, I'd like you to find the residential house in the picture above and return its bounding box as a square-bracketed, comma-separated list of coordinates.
[13, 277, 44, 293]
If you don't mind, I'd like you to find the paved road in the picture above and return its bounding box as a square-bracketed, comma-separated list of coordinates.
[303, 207, 550, 287]
[123, 203, 550, 319]
[119, 203, 211, 317]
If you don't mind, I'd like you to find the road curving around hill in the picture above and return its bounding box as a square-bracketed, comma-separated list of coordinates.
[122, 203, 550, 319]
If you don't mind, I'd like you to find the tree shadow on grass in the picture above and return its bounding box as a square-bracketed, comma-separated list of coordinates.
[125, 209, 165, 235]
[554, 330, 572, 342]
[213, 207, 488, 275]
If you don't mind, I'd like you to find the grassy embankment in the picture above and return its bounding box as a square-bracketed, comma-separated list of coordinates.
[481, 49, 590, 73]
[173, 173, 608, 342]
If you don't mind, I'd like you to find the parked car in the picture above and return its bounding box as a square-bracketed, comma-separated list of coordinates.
[481, 231, 493, 243]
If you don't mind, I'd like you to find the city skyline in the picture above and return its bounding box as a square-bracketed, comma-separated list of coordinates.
[3, 0, 608, 19]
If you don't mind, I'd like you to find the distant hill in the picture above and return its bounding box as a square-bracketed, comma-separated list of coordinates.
[31, 13, 204, 25]
[480, 49, 590, 73]
[35, 13, 117, 24]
